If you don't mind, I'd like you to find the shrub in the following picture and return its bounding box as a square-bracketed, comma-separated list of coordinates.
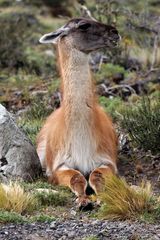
[120, 96, 160, 154]
[99, 96, 124, 121]
[96, 63, 127, 82]
[98, 175, 153, 220]
[0, 12, 38, 69]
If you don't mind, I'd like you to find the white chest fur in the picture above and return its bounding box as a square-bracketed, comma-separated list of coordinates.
[52, 117, 116, 175]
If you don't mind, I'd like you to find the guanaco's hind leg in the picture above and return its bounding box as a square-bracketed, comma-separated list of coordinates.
[49, 169, 92, 210]
[89, 166, 114, 194]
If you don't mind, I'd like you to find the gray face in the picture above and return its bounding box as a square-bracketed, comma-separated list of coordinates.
[39, 18, 120, 53]
[64, 18, 120, 53]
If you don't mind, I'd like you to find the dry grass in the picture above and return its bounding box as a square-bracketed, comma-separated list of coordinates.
[0, 182, 37, 214]
[98, 175, 153, 220]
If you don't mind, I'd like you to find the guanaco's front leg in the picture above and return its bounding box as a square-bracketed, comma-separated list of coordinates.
[49, 168, 91, 209]
[89, 165, 114, 194]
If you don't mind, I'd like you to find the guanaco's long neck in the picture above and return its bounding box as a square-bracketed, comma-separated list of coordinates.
[58, 43, 95, 123]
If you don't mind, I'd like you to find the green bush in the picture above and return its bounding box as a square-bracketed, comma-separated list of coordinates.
[99, 96, 124, 121]
[0, 12, 38, 69]
[120, 96, 160, 154]
[0, 10, 55, 75]
[97, 63, 126, 80]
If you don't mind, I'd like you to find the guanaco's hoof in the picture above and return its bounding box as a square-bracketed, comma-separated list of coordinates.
[77, 196, 94, 211]
[79, 201, 93, 211]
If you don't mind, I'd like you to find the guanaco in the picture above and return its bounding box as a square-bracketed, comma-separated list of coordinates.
[37, 18, 120, 209]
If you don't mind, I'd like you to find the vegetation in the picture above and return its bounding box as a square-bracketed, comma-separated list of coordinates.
[84, 236, 99, 240]
[98, 175, 153, 220]
[0, 210, 27, 224]
[99, 96, 124, 121]
[0, 0, 159, 226]
[35, 189, 70, 207]
[0, 180, 72, 223]
[0, 182, 37, 214]
[120, 95, 160, 154]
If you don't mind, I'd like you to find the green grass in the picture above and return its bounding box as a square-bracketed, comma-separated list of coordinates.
[139, 203, 160, 223]
[84, 236, 99, 240]
[35, 189, 71, 207]
[30, 214, 55, 223]
[0, 210, 27, 224]
[0, 180, 72, 223]
[0, 211, 56, 224]
[18, 97, 53, 144]
[96, 63, 130, 82]
[21, 180, 54, 191]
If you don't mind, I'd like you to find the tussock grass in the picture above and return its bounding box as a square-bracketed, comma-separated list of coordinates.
[98, 176, 153, 220]
[0, 182, 37, 214]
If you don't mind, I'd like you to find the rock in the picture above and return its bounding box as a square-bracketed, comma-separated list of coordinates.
[0, 104, 42, 181]
[35, 188, 58, 194]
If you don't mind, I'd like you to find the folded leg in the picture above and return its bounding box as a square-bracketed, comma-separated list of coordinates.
[49, 167, 91, 209]
[89, 165, 114, 194]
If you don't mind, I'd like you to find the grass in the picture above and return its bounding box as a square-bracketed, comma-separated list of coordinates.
[18, 97, 53, 144]
[139, 203, 160, 223]
[98, 175, 153, 220]
[30, 214, 55, 223]
[0, 211, 56, 224]
[84, 236, 99, 240]
[35, 189, 71, 207]
[0, 182, 37, 214]
[19, 118, 43, 144]
[0, 210, 27, 223]
[0, 180, 72, 223]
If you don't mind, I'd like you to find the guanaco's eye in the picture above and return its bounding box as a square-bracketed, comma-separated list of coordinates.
[78, 23, 91, 30]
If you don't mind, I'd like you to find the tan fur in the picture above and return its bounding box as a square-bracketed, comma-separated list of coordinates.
[37, 18, 119, 207]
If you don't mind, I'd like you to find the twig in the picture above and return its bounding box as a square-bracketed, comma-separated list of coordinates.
[79, 4, 97, 21]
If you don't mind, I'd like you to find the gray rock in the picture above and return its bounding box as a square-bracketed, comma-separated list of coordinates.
[0, 104, 42, 181]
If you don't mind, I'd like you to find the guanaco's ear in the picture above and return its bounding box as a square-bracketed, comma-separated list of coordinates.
[39, 26, 69, 44]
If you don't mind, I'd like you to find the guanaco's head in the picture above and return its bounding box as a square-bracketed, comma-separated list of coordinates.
[39, 18, 120, 53]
